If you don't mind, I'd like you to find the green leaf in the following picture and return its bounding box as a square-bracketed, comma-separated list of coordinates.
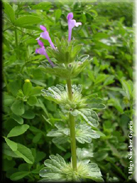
[39, 154, 103, 182]
[76, 123, 100, 144]
[33, 133, 42, 144]
[27, 96, 37, 106]
[23, 81, 32, 96]
[4, 138, 34, 164]
[3, 2, 15, 23]
[3, 92, 15, 106]
[15, 15, 41, 27]
[55, 9, 62, 20]
[14, 143, 34, 164]
[72, 109, 99, 127]
[11, 114, 24, 124]
[7, 124, 29, 138]
[77, 148, 93, 160]
[88, 98, 106, 109]
[10, 171, 30, 181]
[22, 110, 35, 119]
[30, 86, 43, 96]
[108, 98, 123, 113]
[40, 56, 89, 79]
[32, 2, 52, 11]
[11, 100, 25, 116]
[7, 81, 21, 96]
[4, 137, 17, 151]
[3, 143, 18, 158]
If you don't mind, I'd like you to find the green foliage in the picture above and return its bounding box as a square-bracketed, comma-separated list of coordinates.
[47, 38, 82, 64]
[47, 122, 100, 145]
[40, 55, 89, 79]
[3, 1, 134, 183]
[39, 154, 103, 182]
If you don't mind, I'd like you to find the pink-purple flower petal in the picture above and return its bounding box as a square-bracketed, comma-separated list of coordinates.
[39, 25, 56, 50]
[67, 12, 82, 41]
[35, 40, 55, 67]
[40, 25, 47, 31]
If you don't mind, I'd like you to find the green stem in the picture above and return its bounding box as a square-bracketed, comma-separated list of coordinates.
[67, 79, 77, 171]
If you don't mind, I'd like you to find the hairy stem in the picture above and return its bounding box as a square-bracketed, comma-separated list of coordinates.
[67, 79, 77, 171]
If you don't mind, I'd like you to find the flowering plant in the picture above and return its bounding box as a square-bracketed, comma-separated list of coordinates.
[35, 12, 104, 182]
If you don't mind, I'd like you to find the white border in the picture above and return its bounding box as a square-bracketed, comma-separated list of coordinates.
[134, 0, 137, 181]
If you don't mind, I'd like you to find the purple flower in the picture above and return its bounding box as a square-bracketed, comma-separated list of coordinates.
[35, 39, 55, 67]
[67, 12, 82, 41]
[38, 25, 56, 50]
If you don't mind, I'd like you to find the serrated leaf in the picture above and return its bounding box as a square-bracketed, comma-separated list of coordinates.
[88, 98, 106, 109]
[52, 136, 69, 145]
[7, 124, 29, 138]
[77, 148, 93, 160]
[76, 124, 100, 144]
[39, 154, 103, 182]
[73, 109, 99, 127]
[39, 56, 89, 79]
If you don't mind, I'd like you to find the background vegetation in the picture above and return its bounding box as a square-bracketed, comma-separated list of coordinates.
[2, 1, 134, 182]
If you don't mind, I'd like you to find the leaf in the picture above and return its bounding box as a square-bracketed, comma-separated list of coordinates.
[30, 86, 43, 96]
[3, 2, 15, 23]
[7, 81, 21, 96]
[7, 124, 29, 138]
[39, 154, 103, 182]
[33, 133, 42, 144]
[32, 2, 52, 11]
[52, 136, 69, 145]
[22, 110, 35, 119]
[23, 81, 32, 96]
[40, 57, 89, 79]
[3, 92, 15, 106]
[88, 98, 106, 109]
[11, 114, 24, 124]
[4, 137, 17, 151]
[108, 98, 123, 113]
[4, 138, 34, 164]
[103, 75, 115, 86]
[14, 143, 34, 164]
[11, 100, 25, 116]
[72, 109, 99, 127]
[3, 143, 18, 158]
[55, 9, 62, 20]
[77, 148, 93, 160]
[10, 171, 30, 181]
[27, 96, 37, 106]
[15, 15, 41, 27]
[76, 124, 100, 144]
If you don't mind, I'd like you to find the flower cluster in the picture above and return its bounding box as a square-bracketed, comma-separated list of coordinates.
[35, 12, 82, 67]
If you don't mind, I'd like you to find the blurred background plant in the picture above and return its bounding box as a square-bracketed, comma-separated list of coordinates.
[2, 0, 134, 182]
